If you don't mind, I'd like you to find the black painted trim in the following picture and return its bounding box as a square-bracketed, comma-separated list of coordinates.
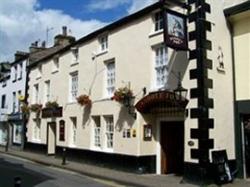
[224, 1, 250, 17]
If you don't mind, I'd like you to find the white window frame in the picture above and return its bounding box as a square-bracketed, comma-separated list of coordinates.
[13, 123, 22, 144]
[69, 71, 78, 102]
[33, 119, 41, 142]
[52, 57, 59, 73]
[70, 117, 77, 146]
[106, 61, 115, 97]
[12, 92, 16, 113]
[17, 90, 21, 112]
[71, 47, 79, 65]
[44, 80, 50, 103]
[99, 35, 108, 53]
[93, 116, 101, 149]
[33, 84, 39, 104]
[154, 45, 168, 89]
[104, 116, 114, 150]
[37, 65, 42, 79]
[18, 63, 22, 79]
[13, 65, 18, 81]
[154, 11, 163, 32]
[1, 94, 6, 109]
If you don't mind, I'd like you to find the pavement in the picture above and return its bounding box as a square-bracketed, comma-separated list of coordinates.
[0, 147, 250, 187]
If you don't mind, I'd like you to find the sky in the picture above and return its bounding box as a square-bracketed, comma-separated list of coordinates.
[0, 0, 157, 62]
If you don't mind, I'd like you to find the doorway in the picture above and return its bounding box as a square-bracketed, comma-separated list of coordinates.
[242, 115, 250, 178]
[47, 122, 56, 155]
[160, 121, 184, 174]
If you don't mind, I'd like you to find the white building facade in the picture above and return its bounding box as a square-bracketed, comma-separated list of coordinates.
[25, 0, 240, 180]
[0, 63, 11, 145]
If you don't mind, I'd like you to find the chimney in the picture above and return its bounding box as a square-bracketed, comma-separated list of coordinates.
[41, 41, 46, 48]
[54, 26, 76, 46]
[62, 26, 67, 36]
[15, 51, 28, 61]
[29, 40, 46, 53]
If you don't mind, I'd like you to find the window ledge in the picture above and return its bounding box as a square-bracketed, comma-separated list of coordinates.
[96, 50, 108, 57]
[32, 139, 42, 144]
[149, 30, 163, 38]
[18, 77, 22, 81]
[67, 101, 77, 105]
[36, 76, 42, 80]
[103, 148, 114, 153]
[91, 146, 102, 152]
[51, 70, 59, 74]
[68, 144, 77, 148]
[70, 61, 79, 67]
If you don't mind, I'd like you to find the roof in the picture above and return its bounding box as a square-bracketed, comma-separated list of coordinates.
[28, 0, 188, 69]
[0, 62, 11, 73]
[28, 45, 65, 66]
[224, 1, 250, 17]
[0, 62, 11, 80]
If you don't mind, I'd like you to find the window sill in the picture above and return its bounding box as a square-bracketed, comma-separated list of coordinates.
[32, 139, 42, 144]
[91, 146, 102, 152]
[68, 144, 77, 148]
[36, 76, 41, 80]
[18, 77, 22, 81]
[148, 30, 163, 38]
[96, 50, 108, 57]
[51, 70, 59, 74]
[67, 101, 77, 105]
[103, 148, 114, 153]
[12, 79, 17, 83]
[70, 61, 79, 67]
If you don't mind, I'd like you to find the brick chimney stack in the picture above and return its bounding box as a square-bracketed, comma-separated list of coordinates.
[54, 26, 75, 46]
[14, 51, 28, 61]
[62, 26, 67, 36]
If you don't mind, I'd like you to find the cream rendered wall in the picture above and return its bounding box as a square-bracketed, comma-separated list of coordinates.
[27, 1, 236, 160]
[232, 13, 250, 100]
[26, 11, 165, 156]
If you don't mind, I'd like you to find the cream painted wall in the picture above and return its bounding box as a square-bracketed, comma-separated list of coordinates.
[231, 13, 250, 100]
[27, 1, 236, 161]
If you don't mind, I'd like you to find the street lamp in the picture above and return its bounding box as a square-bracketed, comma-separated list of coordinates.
[174, 72, 188, 102]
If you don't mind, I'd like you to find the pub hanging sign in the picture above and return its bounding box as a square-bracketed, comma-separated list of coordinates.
[163, 9, 188, 50]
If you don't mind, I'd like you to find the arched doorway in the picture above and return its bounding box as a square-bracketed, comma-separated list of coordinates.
[135, 90, 188, 174]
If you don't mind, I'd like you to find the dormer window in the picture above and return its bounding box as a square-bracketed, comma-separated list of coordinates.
[99, 35, 108, 53]
[18, 63, 22, 80]
[52, 57, 59, 73]
[13, 65, 17, 82]
[37, 65, 42, 79]
[154, 11, 163, 32]
[71, 47, 79, 65]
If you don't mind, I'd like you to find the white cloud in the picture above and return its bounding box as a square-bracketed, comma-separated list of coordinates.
[86, 0, 157, 13]
[128, 0, 157, 14]
[0, 0, 158, 62]
[0, 0, 107, 62]
[86, 0, 130, 11]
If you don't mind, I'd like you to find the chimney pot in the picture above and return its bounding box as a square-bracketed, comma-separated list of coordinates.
[41, 41, 46, 48]
[62, 26, 67, 36]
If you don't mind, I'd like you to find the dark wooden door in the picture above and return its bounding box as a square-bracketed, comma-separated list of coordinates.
[161, 121, 184, 174]
[243, 116, 250, 178]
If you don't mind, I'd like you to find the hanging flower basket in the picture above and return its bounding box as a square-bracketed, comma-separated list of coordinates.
[76, 94, 92, 106]
[21, 103, 30, 115]
[30, 103, 43, 117]
[111, 87, 133, 104]
[45, 101, 59, 109]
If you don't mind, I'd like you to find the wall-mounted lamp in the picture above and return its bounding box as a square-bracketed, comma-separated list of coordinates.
[173, 72, 188, 102]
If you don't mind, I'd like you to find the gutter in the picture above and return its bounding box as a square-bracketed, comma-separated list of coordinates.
[224, 1, 250, 17]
